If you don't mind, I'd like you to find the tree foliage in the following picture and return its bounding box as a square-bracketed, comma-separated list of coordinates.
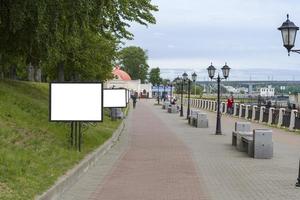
[149, 67, 161, 85]
[118, 46, 149, 83]
[0, 0, 158, 81]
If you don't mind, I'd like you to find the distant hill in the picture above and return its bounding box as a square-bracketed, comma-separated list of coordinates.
[0, 80, 121, 199]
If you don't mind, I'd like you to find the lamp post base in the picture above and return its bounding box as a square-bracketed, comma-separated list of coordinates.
[215, 131, 222, 135]
[296, 160, 300, 187]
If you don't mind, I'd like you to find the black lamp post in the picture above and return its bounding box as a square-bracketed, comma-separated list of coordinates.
[177, 77, 184, 117]
[183, 72, 197, 120]
[278, 14, 300, 187]
[157, 84, 160, 104]
[207, 63, 230, 135]
[192, 72, 197, 96]
[170, 81, 174, 100]
[182, 72, 192, 119]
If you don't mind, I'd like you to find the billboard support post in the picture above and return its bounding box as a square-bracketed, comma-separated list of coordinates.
[70, 121, 82, 152]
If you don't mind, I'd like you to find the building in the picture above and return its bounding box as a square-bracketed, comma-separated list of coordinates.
[105, 66, 152, 98]
[259, 85, 275, 97]
[152, 85, 173, 99]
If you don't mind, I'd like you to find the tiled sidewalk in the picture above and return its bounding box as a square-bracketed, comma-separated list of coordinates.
[62, 100, 209, 200]
[62, 99, 300, 200]
[153, 101, 300, 200]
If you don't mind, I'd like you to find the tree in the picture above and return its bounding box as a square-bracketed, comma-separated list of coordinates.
[149, 67, 161, 85]
[118, 46, 149, 82]
[0, 0, 158, 82]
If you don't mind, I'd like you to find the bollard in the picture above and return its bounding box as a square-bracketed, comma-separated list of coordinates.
[289, 109, 298, 131]
[268, 108, 275, 125]
[259, 106, 265, 123]
[233, 103, 238, 116]
[252, 105, 257, 121]
[245, 105, 250, 120]
[277, 108, 285, 128]
[239, 104, 244, 118]
[223, 102, 227, 114]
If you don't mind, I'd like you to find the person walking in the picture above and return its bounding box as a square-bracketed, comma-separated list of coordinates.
[227, 96, 234, 115]
[131, 93, 137, 109]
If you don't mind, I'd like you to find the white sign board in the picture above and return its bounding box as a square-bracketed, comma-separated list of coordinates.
[103, 89, 127, 108]
[50, 83, 103, 122]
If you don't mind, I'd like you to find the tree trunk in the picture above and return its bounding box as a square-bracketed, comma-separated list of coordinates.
[34, 67, 42, 82]
[9, 64, 17, 80]
[0, 54, 4, 79]
[58, 62, 64, 82]
[27, 62, 35, 81]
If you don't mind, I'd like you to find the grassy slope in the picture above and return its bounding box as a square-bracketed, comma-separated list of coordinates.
[0, 80, 121, 200]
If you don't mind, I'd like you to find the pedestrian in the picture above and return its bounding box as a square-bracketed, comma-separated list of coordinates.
[131, 93, 137, 109]
[227, 96, 234, 115]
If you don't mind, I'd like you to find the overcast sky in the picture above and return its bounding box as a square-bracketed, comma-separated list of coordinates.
[125, 0, 300, 81]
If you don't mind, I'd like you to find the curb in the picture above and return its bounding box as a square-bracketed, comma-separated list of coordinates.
[35, 119, 126, 200]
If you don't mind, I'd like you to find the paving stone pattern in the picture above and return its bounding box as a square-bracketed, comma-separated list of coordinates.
[153, 101, 300, 200]
[62, 99, 300, 200]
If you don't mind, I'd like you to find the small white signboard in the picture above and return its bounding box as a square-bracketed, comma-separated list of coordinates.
[103, 89, 127, 108]
[50, 83, 103, 122]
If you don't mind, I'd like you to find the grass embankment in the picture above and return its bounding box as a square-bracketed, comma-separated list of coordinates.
[0, 80, 122, 200]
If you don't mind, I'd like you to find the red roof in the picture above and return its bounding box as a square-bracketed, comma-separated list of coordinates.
[112, 66, 132, 81]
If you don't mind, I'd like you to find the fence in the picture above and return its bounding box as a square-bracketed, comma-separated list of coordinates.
[175, 96, 300, 131]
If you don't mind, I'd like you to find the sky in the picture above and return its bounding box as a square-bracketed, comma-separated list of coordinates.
[125, 0, 300, 81]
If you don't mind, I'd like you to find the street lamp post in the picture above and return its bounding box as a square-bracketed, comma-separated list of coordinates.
[157, 84, 160, 104]
[207, 63, 230, 135]
[183, 72, 198, 120]
[192, 72, 197, 96]
[177, 77, 184, 117]
[170, 82, 173, 100]
[278, 14, 300, 187]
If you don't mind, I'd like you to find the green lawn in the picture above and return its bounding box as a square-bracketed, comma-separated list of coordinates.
[0, 80, 122, 200]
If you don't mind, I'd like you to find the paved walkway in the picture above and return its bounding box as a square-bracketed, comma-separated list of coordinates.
[61, 99, 300, 200]
[62, 100, 209, 200]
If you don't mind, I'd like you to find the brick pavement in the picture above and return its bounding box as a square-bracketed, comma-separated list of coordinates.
[62, 99, 300, 200]
[152, 101, 300, 200]
[62, 100, 209, 200]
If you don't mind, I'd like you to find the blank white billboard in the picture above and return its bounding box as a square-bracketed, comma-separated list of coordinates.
[104, 89, 127, 108]
[50, 83, 103, 122]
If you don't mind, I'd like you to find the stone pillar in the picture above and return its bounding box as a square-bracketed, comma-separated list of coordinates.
[239, 104, 244, 118]
[277, 108, 285, 128]
[233, 103, 238, 116]
[259, 106, 266, 123]
[220, 102, 223, 113]
[268, 107, 275, 125]
[245, 105, 250, 120]
[289, 109, 298, 131]
[212, 101, 215, 111]
[223, 102, 227, 114]
[252, 105, 257, 121]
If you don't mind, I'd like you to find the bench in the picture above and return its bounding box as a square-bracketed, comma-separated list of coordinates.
[189, 110, 200, 125]
[232, 122, 251, 147]
[162, 102, 170, 110]
[189, 110, 208, 128]
[168, 104, 178, 113]
[241, 136, 254, 157]
[232, 122, 273, 159]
